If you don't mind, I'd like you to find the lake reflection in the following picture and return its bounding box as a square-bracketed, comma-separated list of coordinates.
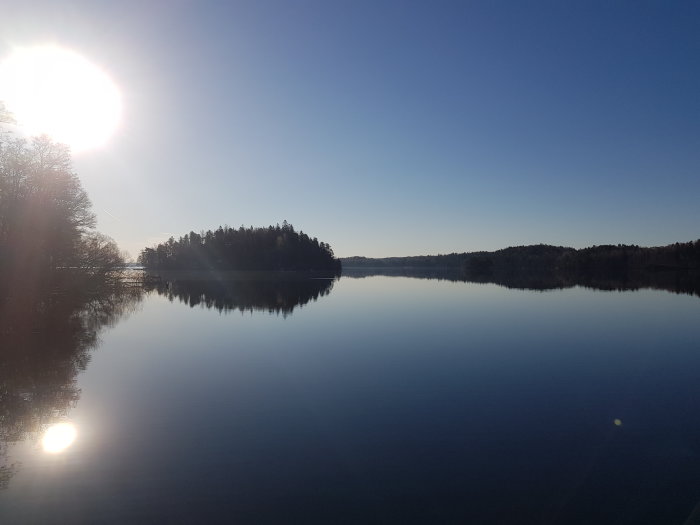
[145, 273, 337, 315]
[1, 273, 700, 524]
[343, 266, 700, 297]
[0, 283, 142, 487]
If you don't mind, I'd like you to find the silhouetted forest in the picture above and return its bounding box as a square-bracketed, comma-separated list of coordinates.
[0, 282, 143, 488]
[146, 275, 336, 316]
[465, 242, 700, 274]
[138, 221, 341, 272]
[342, 267, 468, 282]
[461, 242, 700, 296]
[342, 241, 700, 298]
[343, 253, 467, 268]
[343, 241, 700, 274]
[0, 135, 124, 287]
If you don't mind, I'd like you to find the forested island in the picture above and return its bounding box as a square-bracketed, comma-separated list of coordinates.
[138, 221, 341, 273]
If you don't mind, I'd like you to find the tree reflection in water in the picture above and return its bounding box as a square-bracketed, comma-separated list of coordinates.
[342, 267, 700, 298]
[0, 282, 143, 488]
[146, 274, 337, 316]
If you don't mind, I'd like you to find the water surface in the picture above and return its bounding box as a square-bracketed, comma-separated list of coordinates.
[1, 275, 699, 524]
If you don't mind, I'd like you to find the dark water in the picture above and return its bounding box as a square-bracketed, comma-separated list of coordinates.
[1, 273, 700, 524]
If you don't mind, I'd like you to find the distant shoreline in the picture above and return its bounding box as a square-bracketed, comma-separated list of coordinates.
[141, 269, 340, 281]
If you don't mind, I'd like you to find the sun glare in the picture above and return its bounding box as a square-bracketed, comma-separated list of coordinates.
[42, 422, 77, 454]
[0, 45, 122, 152]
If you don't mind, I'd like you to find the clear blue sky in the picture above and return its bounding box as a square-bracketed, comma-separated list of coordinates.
[2, 1, 698, 258]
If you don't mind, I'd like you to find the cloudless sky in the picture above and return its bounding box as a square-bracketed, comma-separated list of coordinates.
[1, 0, 698, 258]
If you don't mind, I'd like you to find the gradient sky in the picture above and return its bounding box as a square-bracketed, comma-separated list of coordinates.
[1, 1, 698, 258]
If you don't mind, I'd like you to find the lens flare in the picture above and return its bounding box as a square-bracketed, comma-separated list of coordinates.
[42, 423, 77, 454]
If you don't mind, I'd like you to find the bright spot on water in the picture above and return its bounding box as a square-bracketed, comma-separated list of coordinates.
[614, 418, 623, 427]
[42, 423, 77, 453]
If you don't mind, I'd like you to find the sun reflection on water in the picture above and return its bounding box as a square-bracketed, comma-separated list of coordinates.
[42, 423, 77, 454]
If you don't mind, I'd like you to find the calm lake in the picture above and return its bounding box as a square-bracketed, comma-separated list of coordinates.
[2, 272, 700, 524]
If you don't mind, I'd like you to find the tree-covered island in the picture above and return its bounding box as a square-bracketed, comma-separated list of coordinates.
[138, 221, 341, 273]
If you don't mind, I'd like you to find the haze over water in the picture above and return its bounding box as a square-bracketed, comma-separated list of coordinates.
[2, 274, 700, 524]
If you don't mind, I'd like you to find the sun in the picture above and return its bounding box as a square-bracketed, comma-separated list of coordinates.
[42, 422, 77, 454]
[0, 45, 122, 152]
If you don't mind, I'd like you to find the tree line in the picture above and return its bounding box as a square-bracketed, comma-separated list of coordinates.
[463, 242, 700, 276]
[342, 253, 466, 268]
[342, 241, 700, 274]
[342, 243, 700, 298]
[138, 221, 341, 272]
[0, 135, 124, 293]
